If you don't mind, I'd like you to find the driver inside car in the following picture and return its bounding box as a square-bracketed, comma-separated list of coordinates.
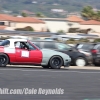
[15, 42, 29, 50]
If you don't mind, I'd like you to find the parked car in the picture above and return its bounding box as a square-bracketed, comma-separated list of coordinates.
[75, 43, 100, 66]
[51, 34, 86, 42]
[75, 43, 94, 54]
[32, 40, 93, 67]
[0, 39, 71, 69]
[44, 38, 53, 41]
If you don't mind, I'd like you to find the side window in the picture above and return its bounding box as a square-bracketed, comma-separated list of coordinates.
[15, 42, 21, 48]
[77, 44, 83, 49]
[14, 42, 36, 50]
[26, 42, 36, 50]
[81, 44, 94, 51]
[0, 22, 5, 25]
[43, 42, 56, 49]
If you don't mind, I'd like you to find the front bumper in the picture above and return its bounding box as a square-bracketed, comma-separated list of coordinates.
[64, 61, 71, 67]
[64, 58, 71, 67]
[93, 56, 100, 64]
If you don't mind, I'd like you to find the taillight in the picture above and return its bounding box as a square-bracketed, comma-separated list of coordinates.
[91, 49, 98, 54]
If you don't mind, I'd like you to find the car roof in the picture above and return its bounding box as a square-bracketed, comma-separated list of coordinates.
[32, 40, 65, 43]
[32, 40, 72, 45]
[76, 42, 100, 45]
[7, 38, 27, 42]
[57, 34, 86, 38]
[32, 40, 55, 42]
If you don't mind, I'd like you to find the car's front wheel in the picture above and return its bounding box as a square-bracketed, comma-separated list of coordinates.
[0, 54, 9, 67]
[49, 56, 63, 69]
[75, 57, 87, 67]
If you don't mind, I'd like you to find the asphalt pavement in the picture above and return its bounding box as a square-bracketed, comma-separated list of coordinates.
[0, 66, 100, 100]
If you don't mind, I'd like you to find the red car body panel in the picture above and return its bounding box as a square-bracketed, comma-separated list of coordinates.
[15, 48, 42, 64]
[0, 47, 16, 62]
[0, 46, 4, 52]
[0, 44, 42, 64]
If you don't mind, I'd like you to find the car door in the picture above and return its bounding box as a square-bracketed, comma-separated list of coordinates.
[15, 41, 42, 64]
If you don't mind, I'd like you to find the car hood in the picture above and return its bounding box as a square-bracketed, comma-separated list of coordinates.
[41, 48, 60, 53]
[41, 48, 71, 59]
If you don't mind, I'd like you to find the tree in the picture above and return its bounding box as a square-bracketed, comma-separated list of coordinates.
[47, 28, 50, 32]
[57, 30, 66, 34]
[24, 26, 34, 31]
[15, 26, 34, 31]
[81, 6, 100, 20]
[96, 11, 100, 21]
[94, 38, 100, 43]
[21, 12, 27, 17]
[81, 6, 96, 20]
[68, 28, 79, 33]
[36, 12, 45, 17]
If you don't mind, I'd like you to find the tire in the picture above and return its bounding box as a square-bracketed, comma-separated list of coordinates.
[0, 54, 9, 67]
[42, 65, 49, 69]
[49, 56, 63, 69]
[75, 57, 87, 67]
[94, 63, 100, 66]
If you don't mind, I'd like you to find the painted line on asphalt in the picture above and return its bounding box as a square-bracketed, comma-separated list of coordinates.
[0, 69, 100, 73]
[78, 71, 100, 73]
[0, 69, 75, 72]
[21, 70, 78, 73]
[22, 70, 100, 73]
[0, 69, 21, 71]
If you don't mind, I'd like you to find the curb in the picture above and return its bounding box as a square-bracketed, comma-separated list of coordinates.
[69, 66, 100, 70]
[6, 65, 100, 70]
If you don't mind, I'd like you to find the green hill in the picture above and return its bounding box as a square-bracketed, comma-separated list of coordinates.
[0, 0, 100, 17]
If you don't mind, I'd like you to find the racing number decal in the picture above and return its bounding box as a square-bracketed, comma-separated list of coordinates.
[21, 51, 29, 57]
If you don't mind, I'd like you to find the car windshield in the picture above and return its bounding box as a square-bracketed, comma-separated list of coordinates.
[76, 44, 94, 51]
[0, 40, 10, 46]
[28, 40, 41, 49]
[57, 43, 72, 50]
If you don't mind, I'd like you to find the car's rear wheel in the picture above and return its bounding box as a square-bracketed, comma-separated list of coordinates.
[0, 54, 9, 67]
[42, 65, 49, 69]
[75, 57, 87, 67]
[49, 56, 63, 69]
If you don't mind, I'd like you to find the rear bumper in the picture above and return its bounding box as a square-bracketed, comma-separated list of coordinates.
[85, 55, 93, 64]
[93, 56, 100, 64]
